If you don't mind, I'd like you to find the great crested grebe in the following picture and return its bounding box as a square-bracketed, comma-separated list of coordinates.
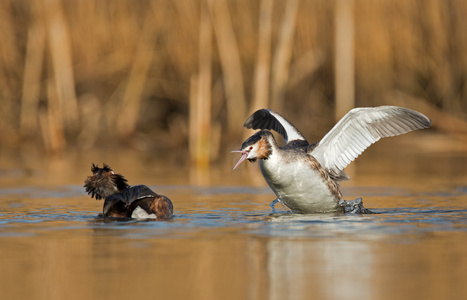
[232, 106, 431, 213]
[84, 163, 173, 219]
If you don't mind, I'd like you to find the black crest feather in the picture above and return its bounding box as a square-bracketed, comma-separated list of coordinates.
[241, 130, 273, 150]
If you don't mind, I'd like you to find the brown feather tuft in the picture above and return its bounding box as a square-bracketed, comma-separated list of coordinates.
[84, 163, 129, 200]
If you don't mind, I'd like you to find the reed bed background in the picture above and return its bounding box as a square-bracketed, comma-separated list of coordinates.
[1, 0, 466, 166]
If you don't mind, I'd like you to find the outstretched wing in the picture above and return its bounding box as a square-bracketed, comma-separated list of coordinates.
[311, 106, 431, 179]
[244, 109, 307, 143]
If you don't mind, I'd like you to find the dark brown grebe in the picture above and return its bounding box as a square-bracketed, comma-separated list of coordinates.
[84, 163, 173, 219]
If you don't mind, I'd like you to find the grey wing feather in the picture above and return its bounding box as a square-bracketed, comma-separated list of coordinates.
[311, 106, 431, 180]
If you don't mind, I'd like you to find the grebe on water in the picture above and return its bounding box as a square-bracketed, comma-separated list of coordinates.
[232, 106, 431, 213]
[84, 163, 173, 219]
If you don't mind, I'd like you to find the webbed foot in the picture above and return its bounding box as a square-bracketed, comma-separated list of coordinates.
[338, 198, 373, 214]
[270, 198, 286, 213]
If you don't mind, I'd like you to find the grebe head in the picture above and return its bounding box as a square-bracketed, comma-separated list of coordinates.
[231, 130, 273, 170]
[84, 163, 129, 200]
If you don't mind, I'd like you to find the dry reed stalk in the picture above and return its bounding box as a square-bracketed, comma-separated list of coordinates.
[77, 93, 101, 149]
[365, 2, 394, 102]
[189, 75, 199, 167]
[207, 0, 246, 135]
[45, 0, 79, 128]
[0, 2, 21, 103]
[116, 9, 156, 138]
[270, 0, 300, 113]
[41, 79, 66, 154]
[2, 0, 467, 152]
[20, 2, 45, 135]
[38, 111, 51, 152]
[422, 1, 459, 113]
[334, 0, 355, 121]
[189, 0, 212, 174]
[252, 0, 274, 111]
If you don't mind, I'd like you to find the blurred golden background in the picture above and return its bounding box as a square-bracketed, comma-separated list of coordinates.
[1, 0, 467, 168]
[1, 3, 467, 299]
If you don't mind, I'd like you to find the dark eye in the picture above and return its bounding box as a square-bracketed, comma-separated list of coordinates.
[249, 146, 253, 150]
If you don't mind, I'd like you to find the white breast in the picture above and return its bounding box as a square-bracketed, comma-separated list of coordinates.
[259, 152, 341, 213]
[131, 206, 157, 219]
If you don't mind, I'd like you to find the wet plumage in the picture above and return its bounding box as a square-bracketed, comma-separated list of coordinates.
[84, 163, 173, 219]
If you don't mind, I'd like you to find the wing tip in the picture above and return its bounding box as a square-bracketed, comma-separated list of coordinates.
[403, 107, 432, 129]
[243, 109, 270, 129]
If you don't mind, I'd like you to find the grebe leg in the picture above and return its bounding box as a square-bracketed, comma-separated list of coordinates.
[270, 198, 285, 213]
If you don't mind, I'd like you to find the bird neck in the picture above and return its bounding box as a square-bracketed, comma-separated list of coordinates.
[258, 132, 278, 160]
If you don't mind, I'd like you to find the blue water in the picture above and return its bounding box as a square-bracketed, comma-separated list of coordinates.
[0, 184, 465, 239]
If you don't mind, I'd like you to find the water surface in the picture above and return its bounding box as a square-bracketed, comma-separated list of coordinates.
[0, 134, 466, 300]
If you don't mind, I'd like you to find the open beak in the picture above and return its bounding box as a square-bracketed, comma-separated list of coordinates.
[231, 150, 248, 170]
